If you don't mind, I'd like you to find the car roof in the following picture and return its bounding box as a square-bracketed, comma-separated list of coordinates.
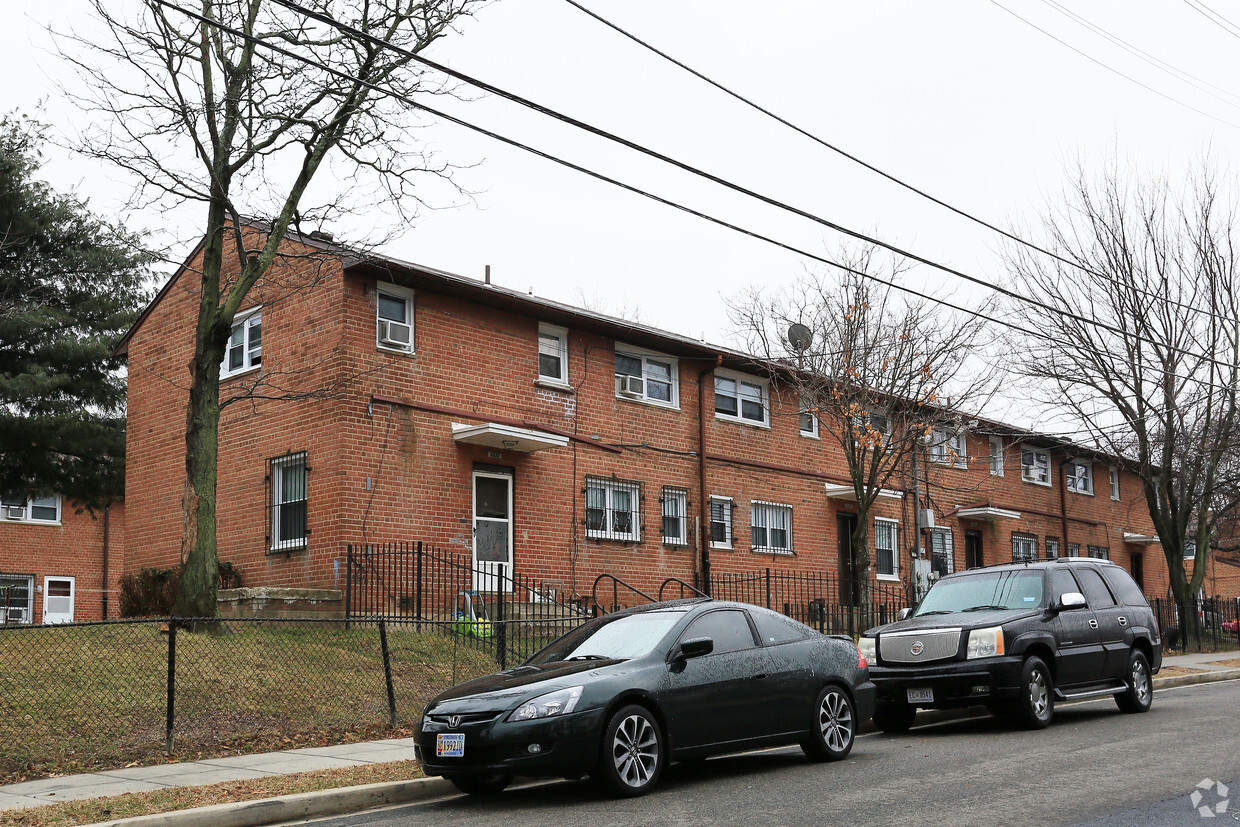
[947, 558, 1117, 578]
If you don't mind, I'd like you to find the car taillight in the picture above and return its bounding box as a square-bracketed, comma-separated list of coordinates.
[857, 644, 868, 669]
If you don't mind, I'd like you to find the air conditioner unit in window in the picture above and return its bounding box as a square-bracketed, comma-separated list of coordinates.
[378, 319, 412, 348]
[3, 506, 24, 520]
[617, 374, 644, 397]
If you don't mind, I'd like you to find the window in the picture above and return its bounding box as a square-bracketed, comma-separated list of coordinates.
[661, 486, 688, 546]
[875, 518, 899, 579]
[537, 323, 568, 385]
[799, 395, 819, 438]
[852, 409, 889, 446]
[0, 495, 61, 523]
[0, 574, 33, 624]
[615, 347, 678, 407]
[1051, 569, 1081, 602]
[376, 285, 414, 353]
[709, 496, 733, 548]
[714, 371, 768, 426]
[1109, 466, 1120, 500]
[1075, 567, 1116, 608]
[222, 308, 262, 377]
[268, 452, 308, 551]
[1101, 566, 1147, 606]
[750, 610, 810, 645]
[1045, 537, 1060, 560]
[1184, 541, 1197, 561]
[1068, 543, 1081, 557]
[1011, 533, 1038, 562]
[929, 528, 955, 577]
[929, 428, 967, 468]
[1021, 448, 1051, 486]
[1065, 461, 1094, 495]
[1087, 545, 1110, 560]
[680, 610, 757, 655]
[585, 476, 641, 542]
[989, 436, 1005, 476]
[751, 502, 793, 554]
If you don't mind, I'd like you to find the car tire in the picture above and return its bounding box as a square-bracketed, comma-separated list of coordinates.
[447, 773, 512, 796]
[1012, 655, 1054, 729]
[1114, 650, 1153, 714]
[801, 684, 857, 761]
[595, 704, 664, 797]
[872, 701, 917, 734]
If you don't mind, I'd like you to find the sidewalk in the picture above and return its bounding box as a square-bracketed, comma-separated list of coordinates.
[3, 649, 1238, 819]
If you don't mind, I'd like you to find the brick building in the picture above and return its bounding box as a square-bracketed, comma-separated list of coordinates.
[114, 227, 1236, 611]
[0, 498, 123, 623]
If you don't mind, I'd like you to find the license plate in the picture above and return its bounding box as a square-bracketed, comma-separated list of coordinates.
[907, 688, 934, 704]
[436, 733, 465, 758]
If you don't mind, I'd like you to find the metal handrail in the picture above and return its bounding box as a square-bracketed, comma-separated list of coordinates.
[658, 577, 707, 601]
[591, 573, 655, 614]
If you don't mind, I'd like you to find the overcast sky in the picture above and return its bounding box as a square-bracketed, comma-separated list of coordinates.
[6, 1, 1240, 430]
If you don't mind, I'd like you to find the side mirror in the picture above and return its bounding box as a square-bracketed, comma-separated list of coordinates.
[1055, 592, 1087, 612]
[897, 607, 914, 621]
[676, 636, 714, 661]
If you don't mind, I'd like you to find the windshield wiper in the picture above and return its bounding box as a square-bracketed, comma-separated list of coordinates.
[961, 605, 1011, 612]
[916, 610, 954, 616]
[565, 654, 611, 661]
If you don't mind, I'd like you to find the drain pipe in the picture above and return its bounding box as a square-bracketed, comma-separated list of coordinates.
[1058, 458, 1071, 553]
[102, 501, 112, 620]
[698, 356, 722, 594]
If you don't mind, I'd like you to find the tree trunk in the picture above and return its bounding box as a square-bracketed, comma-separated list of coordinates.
[850, 519, 871, 630]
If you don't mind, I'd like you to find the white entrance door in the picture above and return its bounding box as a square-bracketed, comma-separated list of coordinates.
[472, 471, 513, 592]
[42, 576, 75, 624]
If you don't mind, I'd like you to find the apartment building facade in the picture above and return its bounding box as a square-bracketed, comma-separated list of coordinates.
[115, 227, 1229, 610]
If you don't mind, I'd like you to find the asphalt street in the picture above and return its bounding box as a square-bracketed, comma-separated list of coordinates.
[290, 679, 1240, 827]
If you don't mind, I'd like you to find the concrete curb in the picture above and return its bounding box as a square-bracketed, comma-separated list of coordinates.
[87, 667, 1240, 827]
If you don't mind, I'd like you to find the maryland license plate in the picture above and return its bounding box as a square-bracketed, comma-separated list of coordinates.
[436, 733, 465, 758]
[907, 687, 934, 704]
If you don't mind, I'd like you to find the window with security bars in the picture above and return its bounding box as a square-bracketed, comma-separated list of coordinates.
[0, 574, 33, 624]
[1087, 545, 1109, 560]
[875, 518, 899, 578]
[268, 452, 308, 552]
[709, 496, 732, 548]
[1012, 533, 1038, 562]
[929, 528, 955, 577]
[661, 486, 688, 546]
[585, 477, 641, 542]
[1045, 537, 1060, 559]
[751, 502, 792, 553]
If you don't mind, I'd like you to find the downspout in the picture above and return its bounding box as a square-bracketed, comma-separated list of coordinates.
[1058, 460, 1070, 553]
[698, 356, 722, 594]
[102, 501, 112, 620]
[911, 444, 922, 596]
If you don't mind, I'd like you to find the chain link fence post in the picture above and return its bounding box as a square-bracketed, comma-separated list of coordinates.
[165, 616, 177, 755]
[378, 619, 398, 728]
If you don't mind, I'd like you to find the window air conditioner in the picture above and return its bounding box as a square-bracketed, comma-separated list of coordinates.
[3, 506, 24, 520]
[378, 319, 412, 347]
[617, 374, 644, 397]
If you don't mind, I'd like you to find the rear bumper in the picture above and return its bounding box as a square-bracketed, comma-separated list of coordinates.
[869, 656, 1025, 709]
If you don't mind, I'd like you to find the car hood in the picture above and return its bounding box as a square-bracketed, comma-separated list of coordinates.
[427, 659, 628, 712]
[865, 608, 1042, 636]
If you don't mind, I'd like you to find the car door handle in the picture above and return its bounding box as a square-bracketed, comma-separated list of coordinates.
[1088, 619, 1099, 629]
[1118, 616, 1128, 626]
[751, 674, 768, 680]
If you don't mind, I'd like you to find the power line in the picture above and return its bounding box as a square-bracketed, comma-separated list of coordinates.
[147, 0, 1240, 397]
[1181, 0, 1240, 41]
[261, 0, 1240, 375]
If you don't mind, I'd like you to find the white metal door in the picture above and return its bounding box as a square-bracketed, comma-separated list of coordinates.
[42, 576, 75, 624]
[472, 471, 513, 591]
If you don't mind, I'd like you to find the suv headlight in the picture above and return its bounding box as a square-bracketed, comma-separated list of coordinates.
[966, 626, 1005, 659]
[508, 686, 583, 722]
[859, 636, 877, 665]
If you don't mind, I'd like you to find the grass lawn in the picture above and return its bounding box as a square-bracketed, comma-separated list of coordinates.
[0, 621, 497, 784]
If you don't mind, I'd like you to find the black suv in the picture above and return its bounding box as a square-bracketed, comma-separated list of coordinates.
[859, 559, 1161, 731]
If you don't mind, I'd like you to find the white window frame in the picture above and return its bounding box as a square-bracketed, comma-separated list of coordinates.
[270, 452, 309, 552]
[0, 494, 61, 524]
[661, 486, 688, 546]
[614, 345, 680, 409]
[929, 527, 955, 576]
[1021, 448, 1052, 486]
[221, 306, 262, 378]
[1109, 465, 1120, 501]
[875, 517, 900, 580]
[585, 477, 642, 542]
[537, 323, 569, 386]
[989, 436, 1005, 477]
[751, 501, 793, 554]
[375, 283, 415, 354]
[709, 496, 733, 549]
[852, 409, 890, 446]
[929, 428, 968, 468]
[1183, 541, 1197, 561]
[1012, 533, 1038, 562]
[0, 574, 34, 624]
[1065, 460, 1094, 496]
[714, 369, 769, 427]
[1087, 545, 1110, 560]
[799, 395, 819, 438]
[1068, 543, 1081, 557]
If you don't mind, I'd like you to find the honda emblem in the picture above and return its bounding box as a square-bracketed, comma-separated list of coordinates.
[448, 715, 462, 728]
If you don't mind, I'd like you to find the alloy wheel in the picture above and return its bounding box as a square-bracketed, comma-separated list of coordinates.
[818, 689, 855, 752]
[1029, 668, 1049, 717]
[1132, 659, 1150, 703]
[611, 713, 659, 788]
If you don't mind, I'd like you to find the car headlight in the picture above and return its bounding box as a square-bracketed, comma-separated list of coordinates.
[966, 626, 1005, 659]
[859, 636, 877, 665]
[508, 686, 583, 722]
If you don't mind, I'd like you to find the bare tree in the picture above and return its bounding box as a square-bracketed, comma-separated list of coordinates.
[1003, 160, 1240, 634]
[730, 244, 994, 613]
[56, 0, 487, 617]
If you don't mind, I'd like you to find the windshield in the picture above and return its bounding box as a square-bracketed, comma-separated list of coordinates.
[915, 570, 1045, 616]
[524, 609, 688, 665]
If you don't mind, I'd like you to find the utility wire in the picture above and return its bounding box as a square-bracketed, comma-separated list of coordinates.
[1181, 0, 1240, 41]
[560, 0, 1210, 320]
[263, 0, 1240, 375]
[150, 0, 1239, 396]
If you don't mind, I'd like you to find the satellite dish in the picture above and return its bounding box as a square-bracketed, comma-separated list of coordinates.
[787, 323, 813, 353]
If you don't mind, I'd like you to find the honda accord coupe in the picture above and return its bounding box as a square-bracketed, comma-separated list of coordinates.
[415, 598, 874, 797]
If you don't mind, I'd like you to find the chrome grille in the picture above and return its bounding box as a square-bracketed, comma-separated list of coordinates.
[879, 628, 962, 664]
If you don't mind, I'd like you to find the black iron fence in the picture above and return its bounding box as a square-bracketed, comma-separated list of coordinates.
[709, 568, 911, 638]
[1148, 595, 1240, 652]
